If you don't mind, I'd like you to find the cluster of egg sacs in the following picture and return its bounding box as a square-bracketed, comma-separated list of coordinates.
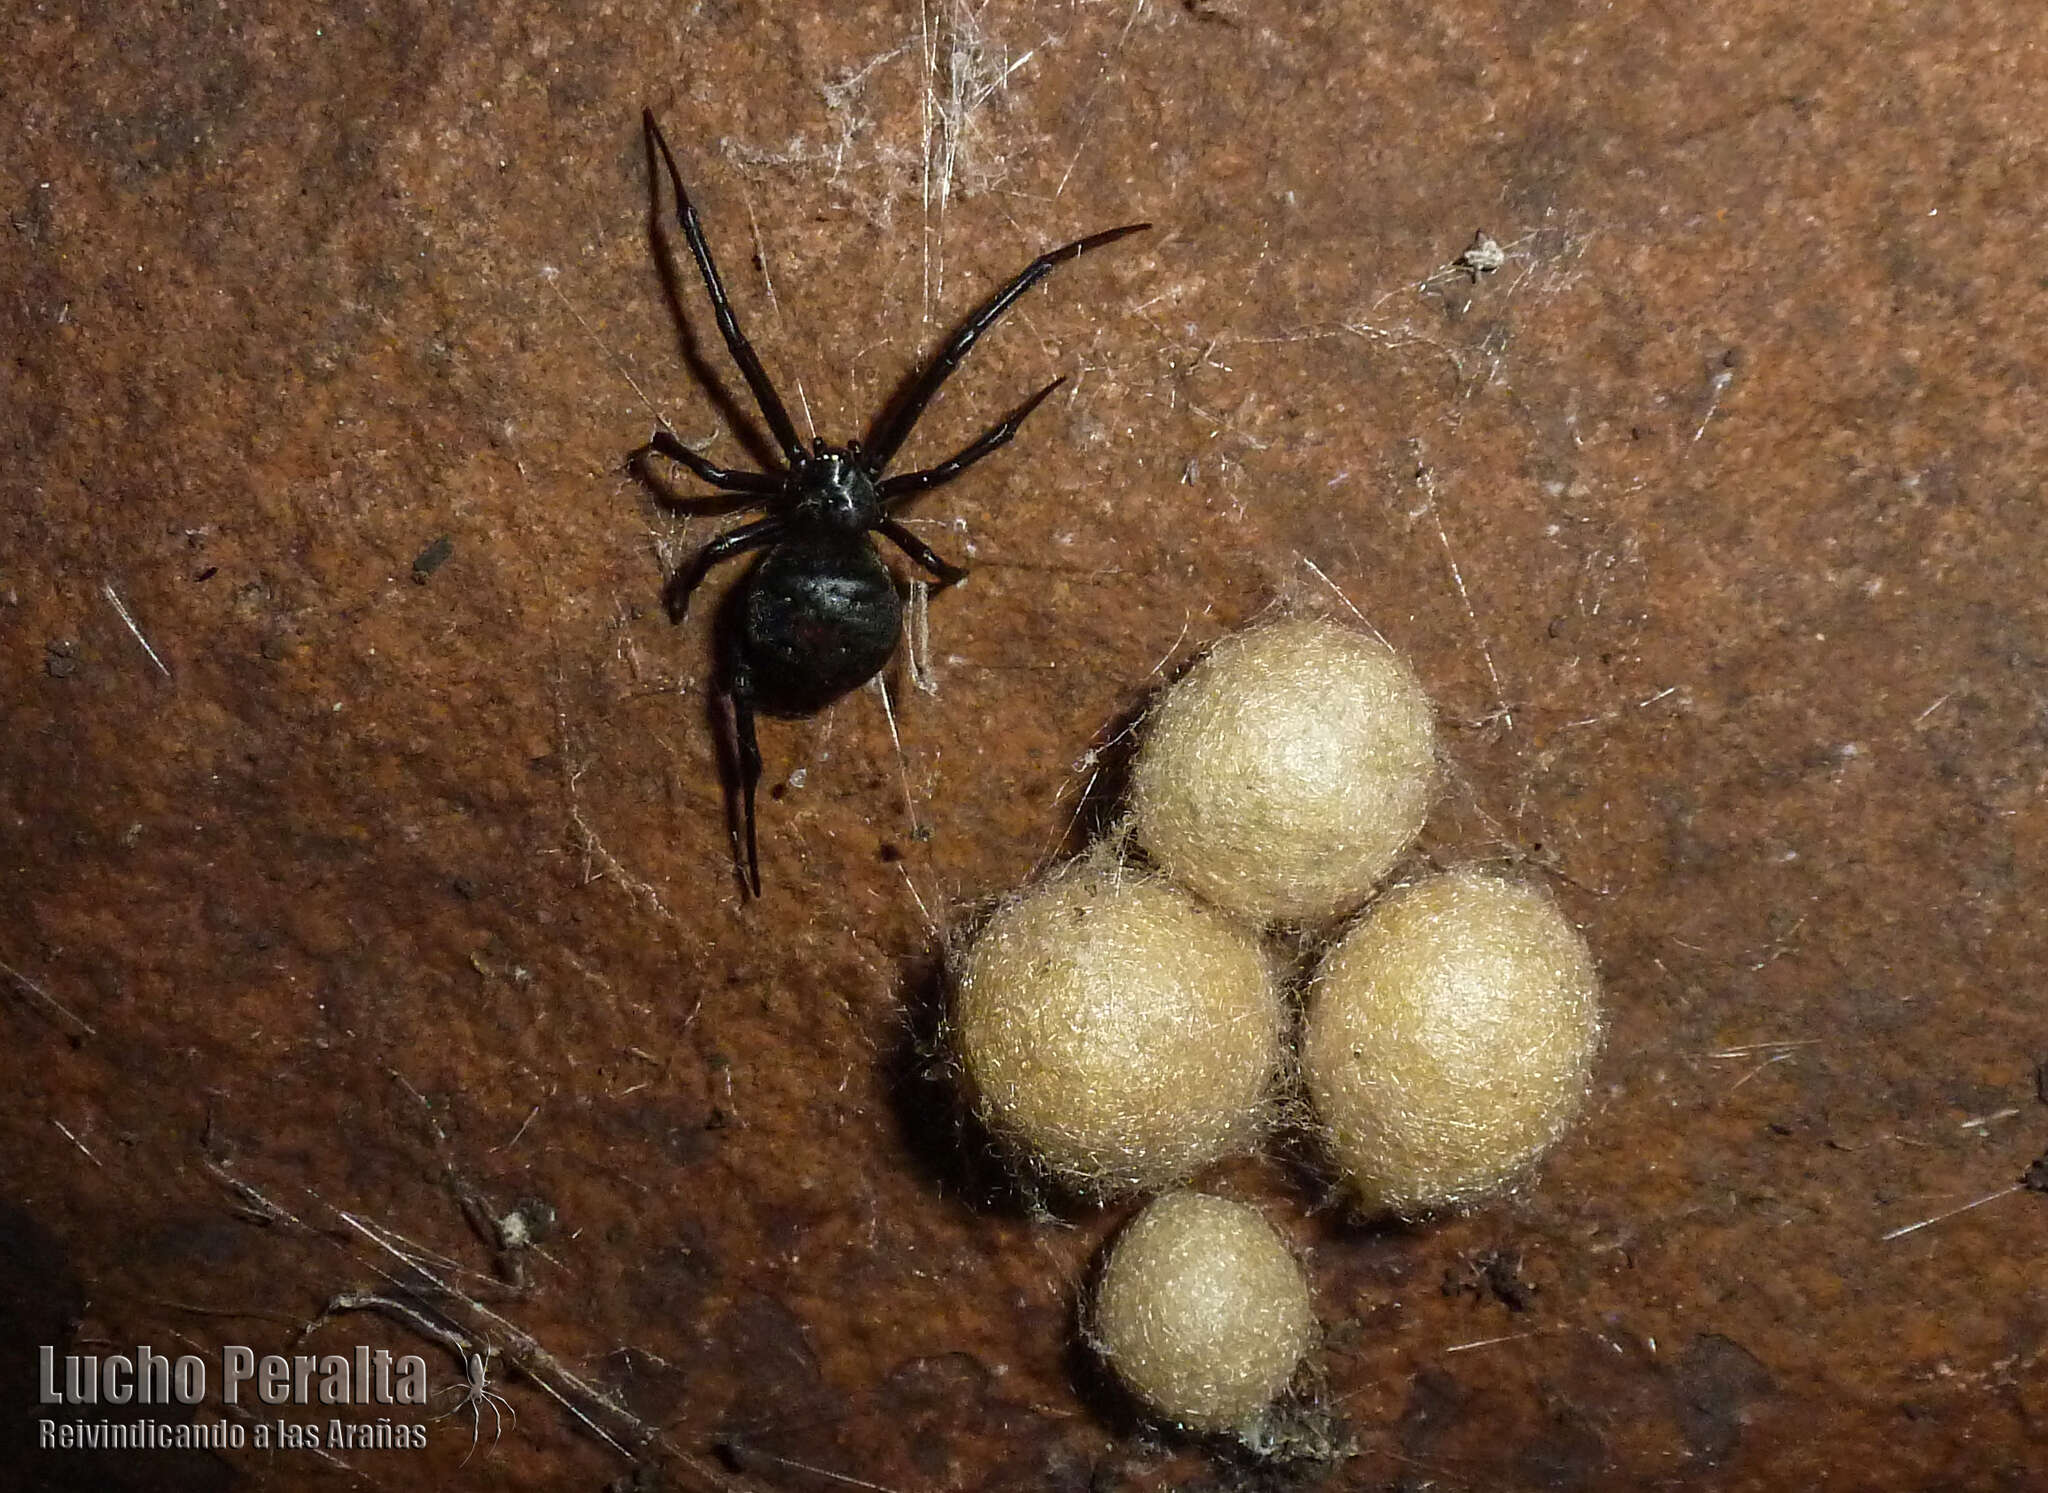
[949, 618, 1602, 1439]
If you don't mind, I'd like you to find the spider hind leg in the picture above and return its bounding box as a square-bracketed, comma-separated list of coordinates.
[718, 658, 765, 898]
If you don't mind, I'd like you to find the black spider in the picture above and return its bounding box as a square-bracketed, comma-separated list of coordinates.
[630, 110, 1149, 895]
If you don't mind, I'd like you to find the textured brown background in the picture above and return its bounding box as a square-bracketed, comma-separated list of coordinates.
[4, 1, 2045, 1489]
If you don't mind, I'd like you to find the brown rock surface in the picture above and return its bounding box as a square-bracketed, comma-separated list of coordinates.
[4, 2, 2045, 1488]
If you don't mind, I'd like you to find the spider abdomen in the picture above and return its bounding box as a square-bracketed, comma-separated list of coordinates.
[739, 534, 902, 715]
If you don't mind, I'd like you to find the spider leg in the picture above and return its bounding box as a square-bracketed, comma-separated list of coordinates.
[723, 672, 765, 898]
[863, 222, 1149, 473]
[877, 378, 1065, 505]
[632, 431, 782, 495]
[875, 518, 968, 588]
[665, 517, 784, 623]
[643, 110, 806, 464]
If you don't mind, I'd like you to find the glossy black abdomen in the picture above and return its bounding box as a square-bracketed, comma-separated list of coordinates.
[740, 534, 902, 715]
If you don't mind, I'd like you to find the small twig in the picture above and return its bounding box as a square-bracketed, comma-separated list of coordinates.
[1298, 556, 1363, 623]
[103, 580, 171, 677]
[1298, 556, 1397, 651]
[722, 1443, 907, 1493]
[1053, 0, 1149, 199]
[1412, 453, 1510, 729]
[494, 1103, 543, 1154]
[1145, 611, 1192, 678]
[0, 956, 97, 1038]
[1881, 1184, 2024, 1242]
[542, 269, 670, 433]
[52, 1119, 103, 1168]
[1693, 365, 1735, 443]
[202, 1157, 316, 1233]
[869, 674, 925, 845]
[1441, 1328, 1547, 1355]
[1959, 1108, 2021, 1131]
[1724, 1051, 1793, 1093]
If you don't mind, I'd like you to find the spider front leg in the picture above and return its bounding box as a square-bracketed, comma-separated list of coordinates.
[665, 516, 784, 623]
[644, 111, 806, 464]
[876, 378, 1065, 505]
[876, 518, 968, 588]
[863, 222, 1149, 471]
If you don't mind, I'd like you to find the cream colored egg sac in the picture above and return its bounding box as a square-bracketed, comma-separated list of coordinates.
[1129, 617, 1436, 928]
[1301, 869, 1603, 1215]
[951, 865, 1283, 1195]
[1089, 1191, 1317, 1435]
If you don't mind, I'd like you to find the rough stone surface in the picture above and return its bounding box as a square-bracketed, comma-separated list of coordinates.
[4, 2, 2047, 1489]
